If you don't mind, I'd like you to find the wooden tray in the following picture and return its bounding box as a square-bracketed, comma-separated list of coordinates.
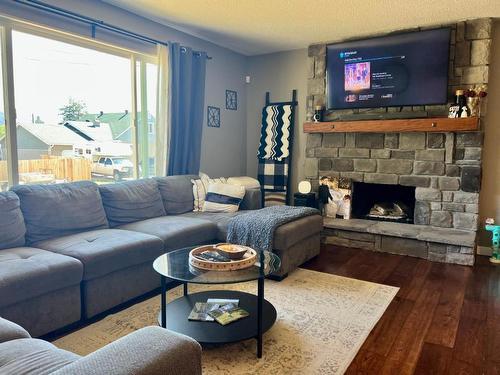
[189, 245, 257, 271]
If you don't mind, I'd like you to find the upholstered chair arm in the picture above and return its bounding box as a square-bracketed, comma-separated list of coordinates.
[52, 326, 202, 375]
[0, 317, 31, 343]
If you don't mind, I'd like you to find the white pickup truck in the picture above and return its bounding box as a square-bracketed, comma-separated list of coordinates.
[91, 157, 134, 181]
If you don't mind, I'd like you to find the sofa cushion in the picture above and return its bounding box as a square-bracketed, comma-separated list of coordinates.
[240, 188, 262, 211]
[12, 181, 109, 244]
[34, 229, 164, 281]
[0, 338, 79, 375]
[99, 179, 166, 227]
[0, 247, 83, 308]
[117, 216, 217, 250]
[0, 192, 26, 249]
[154, 175, 198, 214]
[180, 211, 248, 241]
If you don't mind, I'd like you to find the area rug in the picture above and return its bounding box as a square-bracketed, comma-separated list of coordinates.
[54, 268, 398, 374]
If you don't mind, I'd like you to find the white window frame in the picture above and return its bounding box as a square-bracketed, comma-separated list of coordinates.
[0, 14, 158, 187]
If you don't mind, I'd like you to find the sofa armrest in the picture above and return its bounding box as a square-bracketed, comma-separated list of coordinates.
[240, 188, 262, 210]
[0, 317, 31, 343]
[53, 326, 202, 375]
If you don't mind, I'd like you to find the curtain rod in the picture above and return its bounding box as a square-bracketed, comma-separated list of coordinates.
[12, 0, 212, 59]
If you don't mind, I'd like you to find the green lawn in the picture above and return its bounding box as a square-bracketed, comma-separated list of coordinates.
[0, 125, 4, 139]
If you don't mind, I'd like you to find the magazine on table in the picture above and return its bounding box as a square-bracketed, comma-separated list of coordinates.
[208, 303, 249, 326]
[188, 299, 247, 324]
[188, 302, 220, 322]
[207, 298, 239, 306]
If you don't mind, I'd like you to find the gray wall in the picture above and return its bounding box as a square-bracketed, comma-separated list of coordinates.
[246, 49, 308, 196]
[0, 0, 247, 177]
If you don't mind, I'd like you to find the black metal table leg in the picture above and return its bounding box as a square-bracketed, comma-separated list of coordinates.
[160, 275, 167, 328]
[257, 276, 264, 358]
[183, 282, 188, 296]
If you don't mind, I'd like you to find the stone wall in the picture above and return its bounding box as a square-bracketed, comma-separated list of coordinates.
[306, 132, 481, 230]
[322, 220, 475, 265]
[305, 19, 492, 265]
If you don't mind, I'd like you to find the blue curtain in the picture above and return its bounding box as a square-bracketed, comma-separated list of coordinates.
[167, 42, 207, 175]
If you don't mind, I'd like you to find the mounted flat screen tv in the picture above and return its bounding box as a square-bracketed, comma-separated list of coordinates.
[326, 28, 451, 110]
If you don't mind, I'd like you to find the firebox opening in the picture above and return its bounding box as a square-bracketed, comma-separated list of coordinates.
[351, 182, 416, 224]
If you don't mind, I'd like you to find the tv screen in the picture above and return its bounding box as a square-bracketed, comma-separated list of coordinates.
[326, 28, 450, 110]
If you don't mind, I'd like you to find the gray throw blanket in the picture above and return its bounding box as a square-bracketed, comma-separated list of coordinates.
[227, 205, 319, 252]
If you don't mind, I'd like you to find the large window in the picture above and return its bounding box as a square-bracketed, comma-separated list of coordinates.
[0, 23, 158, 187]
[0, 30, 7, 191]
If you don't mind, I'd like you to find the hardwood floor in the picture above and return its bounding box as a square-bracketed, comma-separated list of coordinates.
[301, 245, 500, 375]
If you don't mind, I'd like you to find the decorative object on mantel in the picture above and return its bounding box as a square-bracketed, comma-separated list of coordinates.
[465, 85, 487, 117]
[448, 89, 469, 118]
[207, 106, 220, 127]
[313, 105, 324, 122]
[257, 90, 298, 206]
[303, 116, 479, 133]
[225, 90, 237, 110]
[486, 218, 500, 264]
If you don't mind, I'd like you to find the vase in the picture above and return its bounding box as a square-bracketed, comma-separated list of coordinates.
[467, 97, 480, 117]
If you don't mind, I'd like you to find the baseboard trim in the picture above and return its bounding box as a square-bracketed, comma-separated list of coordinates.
[477, 245, 493, 257]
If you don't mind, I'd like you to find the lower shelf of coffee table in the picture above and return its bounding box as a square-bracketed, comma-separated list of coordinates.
[157, 290, 276, 344]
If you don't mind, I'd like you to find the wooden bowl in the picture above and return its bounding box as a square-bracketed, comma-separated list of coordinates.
[214, 243, 248, 260]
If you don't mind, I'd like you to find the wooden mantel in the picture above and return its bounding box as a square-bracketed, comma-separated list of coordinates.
[303, 116, 479, 133]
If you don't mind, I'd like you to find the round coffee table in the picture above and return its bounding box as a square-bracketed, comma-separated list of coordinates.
[153, 246, 281, 358]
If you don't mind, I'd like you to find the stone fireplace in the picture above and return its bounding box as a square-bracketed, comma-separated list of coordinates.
[303, 19, 492, 265]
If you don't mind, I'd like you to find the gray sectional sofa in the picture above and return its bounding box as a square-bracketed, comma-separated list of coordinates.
[0, 316, 201, 374]
[0, 174, 322, 337]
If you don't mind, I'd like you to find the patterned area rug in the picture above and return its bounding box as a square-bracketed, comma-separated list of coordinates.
[54, 268, 398, 374]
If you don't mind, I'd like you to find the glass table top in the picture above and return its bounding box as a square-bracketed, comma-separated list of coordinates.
[153, 246, 281, 284]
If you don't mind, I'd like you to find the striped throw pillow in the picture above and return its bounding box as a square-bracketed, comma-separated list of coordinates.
[191, 177, 227, 212]
[202, 183, 246, 213]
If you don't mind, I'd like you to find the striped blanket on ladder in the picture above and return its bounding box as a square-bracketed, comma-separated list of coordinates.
[257, 104, 292, 207]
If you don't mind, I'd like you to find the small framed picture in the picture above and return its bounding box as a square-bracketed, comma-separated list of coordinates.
[225, 90, 237, 110]
[207, 106, 220, 128]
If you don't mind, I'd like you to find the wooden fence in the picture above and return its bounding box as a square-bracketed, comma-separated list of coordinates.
[0, 157, 92, 183]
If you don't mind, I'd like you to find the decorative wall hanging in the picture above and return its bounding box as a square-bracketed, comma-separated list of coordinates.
[257, 90, 297, 206]
[207, 106, 220, 127]
[226, 90, 237, 110]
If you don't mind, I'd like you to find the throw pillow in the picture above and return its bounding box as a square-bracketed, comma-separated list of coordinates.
[202, 183, 246, 213]
[191, 176, 227, 211]
[227, 176, 260, 189]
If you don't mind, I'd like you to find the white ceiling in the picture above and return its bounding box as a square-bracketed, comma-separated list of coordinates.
[103, 0, 500, 56]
